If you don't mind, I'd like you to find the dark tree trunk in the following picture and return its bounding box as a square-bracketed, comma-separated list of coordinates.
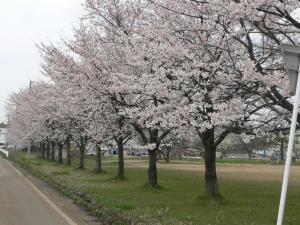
[116, 138, 125, 179]
[165, 157, 170, 163]
[46, 142, 50, 160]
[247, 149, 252, 160]
[27, 141, 31, 155]
[78, 136, 86, 170]
[147, 129, 159, 187]
[58, 142, 63, 164]
[32, 145, 36, 153]
[200, 128, 221, 198]
[41, 142, 45, 159]
[94, 143, 102, 173]
[51, 141, 55, 161]
[148, 149, 158, 186]
[238, 137, 252, 160]
[79, 145, 85, 169]
[280, 139, 284, 161]
[244, 145, 252, 160]
[204, 144, 219, 198]
[165, 148, 171, 163]
[160, 147, 171, 163]
[132, 125, 170, 187]
[66, 136, 71, 166]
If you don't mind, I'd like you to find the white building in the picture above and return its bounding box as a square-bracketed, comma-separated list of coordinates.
[0, 128, 7, 146]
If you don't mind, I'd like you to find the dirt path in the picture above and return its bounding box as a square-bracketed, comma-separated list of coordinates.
[123, 159, 300, 183]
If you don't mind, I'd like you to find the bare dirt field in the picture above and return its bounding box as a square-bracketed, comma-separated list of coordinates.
[123, 159, 300, 183]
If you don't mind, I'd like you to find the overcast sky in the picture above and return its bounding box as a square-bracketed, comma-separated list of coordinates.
[0, 0, 84, 122]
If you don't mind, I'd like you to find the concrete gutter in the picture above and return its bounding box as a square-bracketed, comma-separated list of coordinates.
[0, 148, 9, 157]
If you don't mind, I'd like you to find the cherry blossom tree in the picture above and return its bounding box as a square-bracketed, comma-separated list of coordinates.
[82, 0, 174, 186]
[38, 43, 94, 169]
[137, 0, 298, 198]
[7, 0, 299, 200]
[38, 36, 134, 177]
[6, 82, 56, 157]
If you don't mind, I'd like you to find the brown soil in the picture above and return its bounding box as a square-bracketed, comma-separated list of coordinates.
[124, 159, 300, 183]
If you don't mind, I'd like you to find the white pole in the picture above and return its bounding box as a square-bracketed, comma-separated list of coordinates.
[277, 66, 300, 225]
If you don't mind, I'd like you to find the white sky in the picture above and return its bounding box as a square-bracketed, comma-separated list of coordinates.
[0, 0, 84, 122]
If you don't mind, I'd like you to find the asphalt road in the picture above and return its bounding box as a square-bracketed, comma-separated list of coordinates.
[0, 157, 81, 225]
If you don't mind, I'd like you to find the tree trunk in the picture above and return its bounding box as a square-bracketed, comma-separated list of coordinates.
[247, 150, 252, 160]
[204, 145, 219, 198]
[27, 141, 31, 155]
[116, 138, 125, 179]
[280, 138, 284, 161]
[165, 154, 170, 163]
[95, 143, 102, 173]
[78, 136, 86, 170]
[79, 145, 85, 169]
[147, 129, 160, 187]
[40, 142, 45, 159]
[46, 142, 50, 160]
[160, 148, 171, 163]
[58, 142, 63, 164]
[51, 141, 55, 161]
[201, 128, 221, 198]
[132, 126, 169, 187]
[148, 149, 158, 186]
[66, 136, 71, 166]
[165, 148, 171, 163]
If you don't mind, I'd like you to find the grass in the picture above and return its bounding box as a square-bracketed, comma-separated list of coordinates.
[10, 152, 300, 225]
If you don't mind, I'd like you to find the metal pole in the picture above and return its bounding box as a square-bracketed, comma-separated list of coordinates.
[277, 65, 300, 225]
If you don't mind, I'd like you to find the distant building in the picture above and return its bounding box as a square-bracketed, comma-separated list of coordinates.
[0, 128, 6, 146]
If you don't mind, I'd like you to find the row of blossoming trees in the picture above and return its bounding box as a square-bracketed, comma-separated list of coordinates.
[6, 0, 300, 198]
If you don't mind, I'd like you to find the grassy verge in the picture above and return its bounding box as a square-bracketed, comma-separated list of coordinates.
[10, 152, 300, 225]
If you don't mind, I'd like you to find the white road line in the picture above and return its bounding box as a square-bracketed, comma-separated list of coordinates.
[2, 159, 78, 225]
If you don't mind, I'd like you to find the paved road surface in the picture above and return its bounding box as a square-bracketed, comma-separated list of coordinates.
[0, 157, 98, 225]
